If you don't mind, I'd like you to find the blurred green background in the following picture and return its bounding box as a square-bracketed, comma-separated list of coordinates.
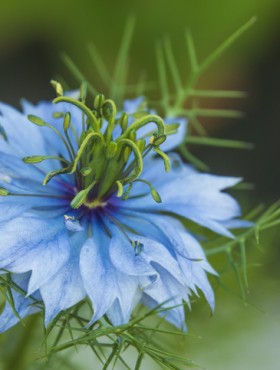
[0, 1, 279, 369]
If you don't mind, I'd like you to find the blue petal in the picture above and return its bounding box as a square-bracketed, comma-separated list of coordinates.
[0, 102, 47, 156]
[109, 232, 155, 276]
[40, 245, 86, 326]
[0, 151, 44, 182]
[80, 237, 116, 323]
[122, 162, 242, 237]
[135, 235, 186, 285]
[0, 200, 31, 223]
[22, 99, 84, 156]
[118, 212, 187, 258]
[176, 230, 216, 311]
[141, 266, 189, 330]
[106, 271, 142, 326]
[64, 215, 84, 232]
[0, 216, 65, 268]
[5, 229, 71, 296]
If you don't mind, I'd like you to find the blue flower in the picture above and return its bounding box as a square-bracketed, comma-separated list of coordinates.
[0, 94, 247, 333]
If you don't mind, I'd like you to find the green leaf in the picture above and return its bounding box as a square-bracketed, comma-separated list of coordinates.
[156, 41, 169, 108]
[199, 17, 257, 75]
[185, 29, 198, 71]
[239, 239, 249, 290]
[163, 36, 182, 91]
[182, 108, 245, 119]
[179, 145, 209, 171]
[111, 15, 136, 101]
[88, 44, 111, 88]
[61, 53, 97, 95]
[185, 136, 254, 150]
[190, 89, 247, 99]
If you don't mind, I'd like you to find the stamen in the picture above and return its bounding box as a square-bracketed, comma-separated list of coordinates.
[23, 155, 70, 166]
[115, 181, 123, 197]
[52, 111, 79, 146]
[122, 143, 152, 179]
[117, 139, 143, 183]
[70, 132, 104, 174]
[122, 183, 133, 200]
[153, 147, 170, 172]
[93, 94, 105, 112]
[136, 139, 145, 153]
[50, 80, 64, 96]
[120, 112, 128, 132]
[102, 99, 117, 144]
[0, 188, 68, 199]
[53, 96, 100, 132]
[150, 134, 167, 146]
[80, 81, 88, 132]
[133, 179, 162, 203]
[43, 166, 72, 186]
[63, 112, 76, 158]
[22, 90, 173, 209]
[28, 115, 74, 162]
[117, 114, 166, 143]
[71, 181, 97, 209]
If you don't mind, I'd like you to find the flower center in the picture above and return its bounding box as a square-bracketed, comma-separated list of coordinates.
[0, 84, 182, 208]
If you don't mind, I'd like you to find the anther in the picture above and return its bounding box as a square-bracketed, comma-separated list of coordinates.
[153, 147, 170, 173]
[28, 115, 47, 127]
[134, 179, 162, 203]
[116, 181, 123, 197]
[50, 80, 63, 96]
[120, 112, 128, 132]
[0, 187, 9, 196]
[63, 112, 71, 132]
[71, 181, 97, 209]
[93, 94, 105, 111]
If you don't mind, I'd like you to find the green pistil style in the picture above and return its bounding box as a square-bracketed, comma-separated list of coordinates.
[1, 84, 180, 210]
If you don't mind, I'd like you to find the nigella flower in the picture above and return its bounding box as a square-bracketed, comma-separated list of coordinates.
[0, 88, 247, 333]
